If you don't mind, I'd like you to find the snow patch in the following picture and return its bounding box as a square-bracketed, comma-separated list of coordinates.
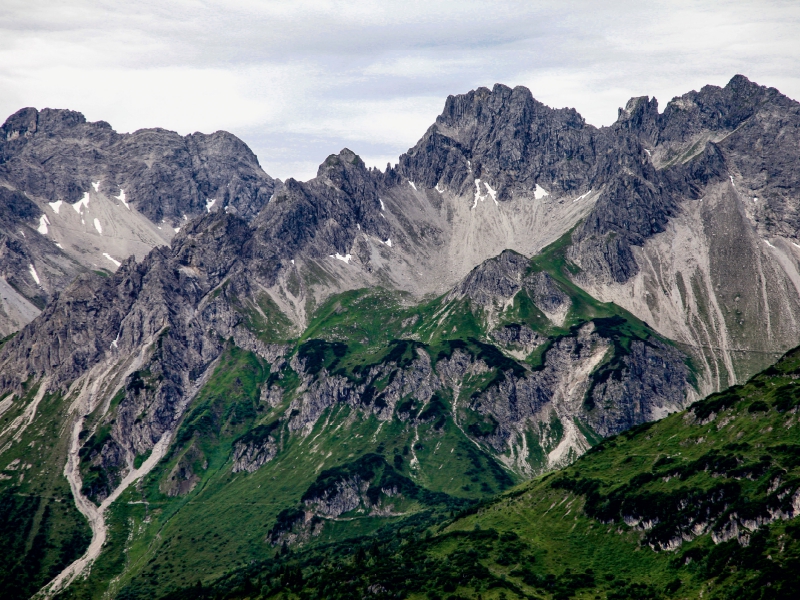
[753, 197, 758, 203]
[115, 189, 130, 209]
[72, 192, 90, 213]
[383, 238, 392, 247]
[765, 239, 775, 248]
[729, 175, 736, 187]
[473, 178, 483, 208]
[484, 181, 498, 205]
[435, 183, 445, 194]
[48, 200, 63, 214]
[408, 181, 417, 191]
[644, 149, 651, 156]
[379, 198, 385, 211]
[103, 253, 121, 267]
[329, 253, 352, 264]
[91, 181, 100, 192]
[28, 264, 40, 286]
[534, 184, 549, 200]
[357, 223, 360, 230]
[574, 189, 592, 203]
[55, 243, 63, 249]
[206, 198, 216, 213]
[93, 218, 103, 235]
[37, 214, 50, 235]
[174, 227, 180, 233]
[110, 331, 120, 349]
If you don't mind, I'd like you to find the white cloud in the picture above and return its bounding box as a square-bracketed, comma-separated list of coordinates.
[1, 0, 798, 181]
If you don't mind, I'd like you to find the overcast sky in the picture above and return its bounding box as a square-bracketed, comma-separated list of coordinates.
[1, 1, 799, 181]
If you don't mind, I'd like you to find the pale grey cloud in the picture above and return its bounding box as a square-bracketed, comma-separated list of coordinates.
[1, 0, 798, 180]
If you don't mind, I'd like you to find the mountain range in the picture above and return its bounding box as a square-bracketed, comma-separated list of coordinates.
[1, 74, 799, 599]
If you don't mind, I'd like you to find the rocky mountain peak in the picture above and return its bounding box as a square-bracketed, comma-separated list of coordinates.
[248, 150, 389, 287]
[1, 107, 39, 140]
[399, 83, 595, 201]
[0, 107, 275, 221]
[448, 249, 530, 307]
[317, 148, 366, 175]
[315, 148, 373, 195]
[657, 74, 780, 144]
[614, 95, 659, 144]
[185, 129, 264, 171]
[0, 105, 280, 335]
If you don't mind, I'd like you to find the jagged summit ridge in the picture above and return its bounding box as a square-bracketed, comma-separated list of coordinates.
[0, 106, 276, 224]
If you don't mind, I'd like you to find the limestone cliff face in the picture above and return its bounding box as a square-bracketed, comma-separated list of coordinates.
[232, 421, 280, 474]
[398, 84, 599, 200]
[446, 250, 530, 308]
[0, 107, 277, 336]
[573, 77, 800, 389]
[0, 107, 276, 224]
[0, 187, 81, 335]
[0, 212, 286, 502]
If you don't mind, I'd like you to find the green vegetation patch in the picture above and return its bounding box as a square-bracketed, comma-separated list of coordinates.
[150, 344, 800, 599]
[0, 387, 91, 600]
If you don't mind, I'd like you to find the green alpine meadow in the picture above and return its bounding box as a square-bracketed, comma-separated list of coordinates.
[150, 343, 800, 600]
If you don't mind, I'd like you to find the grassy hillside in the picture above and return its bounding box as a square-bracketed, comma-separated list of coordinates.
[157, 345, 800, 599]
[59, 340, 507, 599]
[0, 382, 91, 600]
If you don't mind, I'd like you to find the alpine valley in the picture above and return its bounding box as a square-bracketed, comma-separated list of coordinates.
[1, 74, 799, 600]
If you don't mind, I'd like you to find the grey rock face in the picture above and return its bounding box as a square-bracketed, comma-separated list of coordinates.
[0, 211, 279, 501]
[491, 324, 543, 351]
[655, 75, 776, 148]
[0, 187, 83, 333]
[585, 338, 690, 437]
[232, 423, 280, 474]
[0, 107, 276, 225]
[523, 272, 569, 315]
[0, 107, 277, 335]
[248, 148, 390, 286]
[574, 74, 800, 281]
[469, 323, 690, 467]
[397, 75, 799, 288]
[395, 82, 675, 283]
[447, 250, 573, 327]
[399, 84, 599, 200]
[303, 476, 367, 518]
[447, 249, 529, 307]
